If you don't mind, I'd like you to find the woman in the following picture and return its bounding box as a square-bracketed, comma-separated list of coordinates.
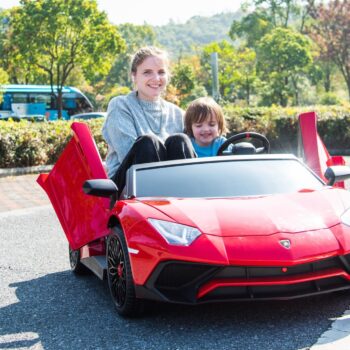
[102, 46, 195, 194]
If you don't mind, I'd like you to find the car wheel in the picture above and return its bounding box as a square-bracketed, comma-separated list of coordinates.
[106, 227, 144, 317]
[69, 245, 90, 274]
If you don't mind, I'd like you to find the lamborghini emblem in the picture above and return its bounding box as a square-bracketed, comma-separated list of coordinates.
[279, 239, 291, 249]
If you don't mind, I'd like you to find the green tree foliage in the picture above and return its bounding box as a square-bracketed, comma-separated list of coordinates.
[257, 27, 313, 106]
[171, 63, 195, 96]
[251, 0, 310, 29]
[200, 41, 259, 105]
[233, 48, 258, 105]
[0, 67, 8, 85]
[0, 67, 9, 104]
[0, 8, 47, 84]
[230, 1, 311, 49]
[201, 41, 238, 101]
[229, 11, 273, 48]
[307, 0, 350, 100]
[154, 13, 240, 58]
[168, 61, 208, 107]
[8, 0, 124, 117]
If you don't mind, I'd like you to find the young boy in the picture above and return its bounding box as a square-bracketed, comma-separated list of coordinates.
[184, 97, 228, 157]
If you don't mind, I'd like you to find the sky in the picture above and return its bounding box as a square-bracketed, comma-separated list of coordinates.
[1, 0, 243, 26]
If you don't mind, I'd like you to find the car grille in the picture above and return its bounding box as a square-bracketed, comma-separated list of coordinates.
[148, 254, 350, 303]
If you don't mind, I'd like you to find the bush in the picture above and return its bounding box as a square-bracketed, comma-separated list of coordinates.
[0, 104, 350, 168]
[223, 105, 350, 154]
[0, 119, 107, 168]
[319, 92, 341, 106]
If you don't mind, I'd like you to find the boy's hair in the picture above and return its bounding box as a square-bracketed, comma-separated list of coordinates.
[130, 46, 169, 74]
[184, 97, 227, 137]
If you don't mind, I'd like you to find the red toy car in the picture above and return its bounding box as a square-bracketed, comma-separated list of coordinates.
[38, 112, 350, 317]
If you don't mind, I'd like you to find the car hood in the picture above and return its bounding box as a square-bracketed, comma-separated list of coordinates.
[139, 188, 350, 237]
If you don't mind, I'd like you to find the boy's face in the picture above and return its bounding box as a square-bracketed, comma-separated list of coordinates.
[192, 114, 220, 147]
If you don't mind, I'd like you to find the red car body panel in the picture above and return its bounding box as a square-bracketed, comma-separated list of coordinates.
[139, 189, 349, 236]
[37, 122, 110, 250]
[37, 113, 350, 304]
[113, 194, 350, 285]
[299, 111, 346, 186]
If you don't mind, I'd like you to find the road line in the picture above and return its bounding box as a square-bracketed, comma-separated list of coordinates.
[311, 309, 350, 349]
[0, 205, 52, 219]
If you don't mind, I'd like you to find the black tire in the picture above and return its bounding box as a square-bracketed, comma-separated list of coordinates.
[69, 245, 90, 274]
[106, 227, 145, 317]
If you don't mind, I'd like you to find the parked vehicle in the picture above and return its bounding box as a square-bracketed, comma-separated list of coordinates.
[38, 112, 350, 317]
[0, 84, 93, 121]
[70, 112, 106, 120]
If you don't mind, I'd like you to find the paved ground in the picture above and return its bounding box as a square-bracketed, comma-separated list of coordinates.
[0, 174, 49, 212]
[2, 165, 350, 348]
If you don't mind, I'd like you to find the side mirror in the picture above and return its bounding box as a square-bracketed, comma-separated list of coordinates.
[324, 166, 350, 186]
[83, 179, 118, 198]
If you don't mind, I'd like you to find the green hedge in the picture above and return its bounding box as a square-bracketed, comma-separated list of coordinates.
[0, 105, 349, 168]
[0, 119, 107, 168]
[224, 105, 350, 153]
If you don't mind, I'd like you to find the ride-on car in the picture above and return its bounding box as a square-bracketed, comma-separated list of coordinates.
[37, 111, 350, 317]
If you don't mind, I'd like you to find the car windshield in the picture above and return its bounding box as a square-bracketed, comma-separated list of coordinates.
[133, 159, 325, 198]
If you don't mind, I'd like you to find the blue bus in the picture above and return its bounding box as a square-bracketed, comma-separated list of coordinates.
[0, 84, 93, 121]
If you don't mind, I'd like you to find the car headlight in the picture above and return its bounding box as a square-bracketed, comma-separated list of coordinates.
[148, 219, 202, 246]
[341, 208, 350, 226]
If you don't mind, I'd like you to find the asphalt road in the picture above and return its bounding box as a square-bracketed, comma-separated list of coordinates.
[2, 206, 350, 350]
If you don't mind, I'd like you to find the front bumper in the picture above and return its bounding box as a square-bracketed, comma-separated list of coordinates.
[135, 253, 350, 304]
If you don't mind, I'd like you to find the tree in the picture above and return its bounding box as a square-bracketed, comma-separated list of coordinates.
[257, 27, 313, 106]
[0, 67, 9, 103]
[200, 41, 239, 101]
[231, 48, 258, 105]
[229, 11, 273, 48]
[171, 63, 195, 96]
[250, 0, 310, 29]
[0, 8, 47, 84]
[200, 42, 259, 105]
[230, 0, 312, 48]
[307, 0, 350, 100]
[0, 67, 8, 85]
[9, 0, 124, 117]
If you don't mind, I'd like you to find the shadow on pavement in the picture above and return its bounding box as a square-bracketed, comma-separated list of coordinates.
[2, 270, 350, 350]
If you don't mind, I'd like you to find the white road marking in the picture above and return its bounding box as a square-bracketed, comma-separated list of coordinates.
[311, 309, 350, 349]
[0, 205, 52, 219]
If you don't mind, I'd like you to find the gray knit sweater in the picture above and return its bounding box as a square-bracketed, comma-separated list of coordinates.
[102, 91, 184, 177]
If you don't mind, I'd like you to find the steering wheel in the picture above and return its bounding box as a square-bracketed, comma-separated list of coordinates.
[217, 132, 270, 156]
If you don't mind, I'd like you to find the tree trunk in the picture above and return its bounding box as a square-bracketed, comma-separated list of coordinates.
[245, 76, 250, 106]
[292, 76, 299, 106]
[280, 76, 289, 107]
[57, 90, 63, 119]
[324, 65, 331, 92]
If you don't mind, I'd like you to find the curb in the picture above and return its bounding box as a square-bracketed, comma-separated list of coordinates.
[0, 165, 53, 178]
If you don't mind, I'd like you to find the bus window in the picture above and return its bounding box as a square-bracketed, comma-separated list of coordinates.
[29, 93, 52, 109]
[63, 98, 77, 109]
[12, 93, 27, 104]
